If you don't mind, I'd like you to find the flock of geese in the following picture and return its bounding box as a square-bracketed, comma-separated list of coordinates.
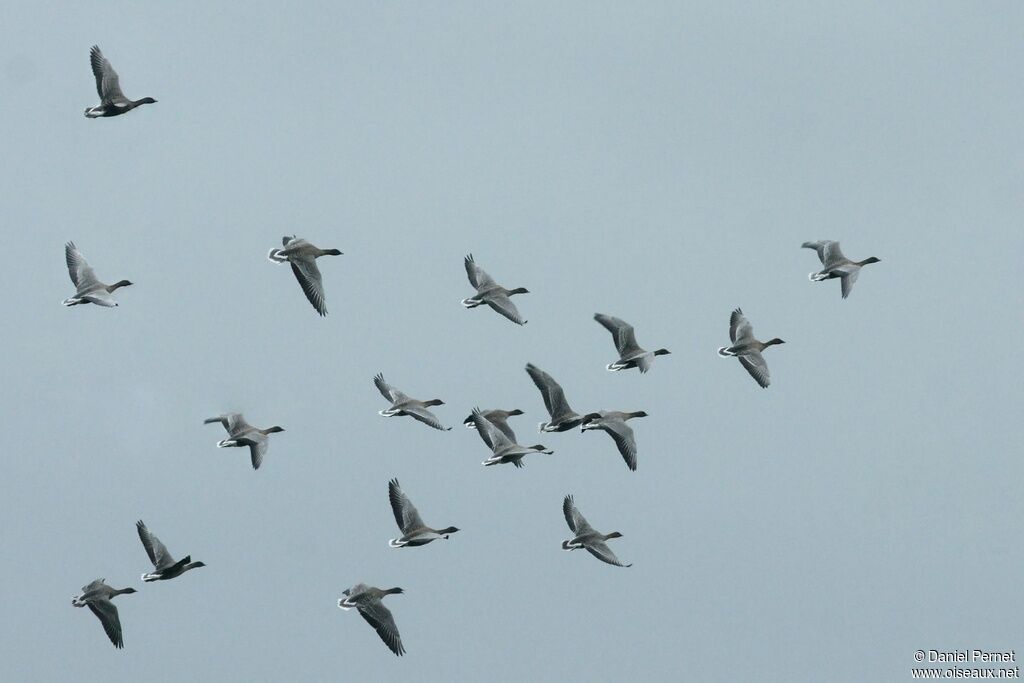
[69, 46, 882, 657]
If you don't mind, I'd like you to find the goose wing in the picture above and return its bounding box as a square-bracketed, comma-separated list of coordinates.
[136, 520, 176, 570]
[89, 46, 128, 105]
[65, 242, 98, 288]
[601, 419, 638, 471]
[289, 256, 327, 316]
[373, 374, 407, 404]
[247, 435, 268, 470]
[470, 409, 512, 451]
[388, 479, 425, 532]
[486, 413, 518, 443]
[594, 314, 641, 356]
[729, 308, 754, 344]
[585, 541, 631, 568]
[403, 405, 450, 431]
[822, 241, 848, 269]
[801, 240, 833, 265]
[483, 292, 526, 325]
[836, 266, 860, 299]
[562, 495, 593, 534]
[464, 253, 495, 291]
[525, 364, 575, 420]
[87, 599, 124, 648]
[204, 413, 250, 436]
[357, 600, 405, 656]
[81, 579, 106, 594]
[738, 350, 770, 388]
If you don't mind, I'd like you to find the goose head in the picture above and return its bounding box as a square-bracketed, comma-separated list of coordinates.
[423, 399, 445, 407]
[507, 287, 529, 296]
[604, 532, 624, 540]
[323, 248, 343, 256]
[860, 256, 881, 265]
[764, 338, 786, 347]
[653, 348, 671, 356]
[265, 426, 285, 434]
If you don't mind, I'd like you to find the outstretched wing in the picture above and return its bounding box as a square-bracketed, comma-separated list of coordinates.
[585, 541, 631, 568]
[87, 599, 124, 649]
[357, 601, 405, 656]
[464, 254, 495, 290]
[562, 495, 592, 534]
[837, 266, 860, 299]
[373, 374, 406, 403]
[729, 308, 753, 344]
[602, 420, 638, 471]
[594, 314, 640, 356]
[526, 364, 575, 420]
[738, 351, 770, 388]
[65, 242, 98, 288]
[136, 520, 176, 569]
[89, 46, 127, 105]
[289, 257, 327, 316]
[470, 409, 512, 451]
[388, 479, 425, 532]
[247, 436, 268, 470]
[403, 405, 450, 431]
[204, 413, 249, 435]
[484, 292, 526, 325]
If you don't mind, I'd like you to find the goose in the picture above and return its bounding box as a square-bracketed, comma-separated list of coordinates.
[802, 240, 880, 299]
[594, 314, 670, 373]
[461, 254, 529, 325]
[374, 373, 450, 431]
[84, 46, 156, 118]
[462, 408, 524, 441]
[62, 242, 132, 307]
[387, 479, 459, 548]
[71, 579, 137, 648]
[469, 407, 552, 468]
[561, 496, 631, 567]
[717, 308, 784, 388]
[580, 411, 647, 471]
[203, 413, 285, 470]
[338, 584, 406, 656]
[525, 363, 585, 432]
[136, 520, 205, 582]
[267, 235, 343, 316]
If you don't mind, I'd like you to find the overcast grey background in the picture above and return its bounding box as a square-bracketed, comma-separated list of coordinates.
[2, 2, 1021, 681]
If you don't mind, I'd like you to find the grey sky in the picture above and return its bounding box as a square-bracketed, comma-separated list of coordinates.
[2, 2, 1022, 681]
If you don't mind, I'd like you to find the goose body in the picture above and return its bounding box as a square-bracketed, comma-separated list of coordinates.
[338, 584, 406, 656]
[802, 240, 880, 299]
[267, 235, 342, 316]
[136, 520, 205, 582]
[374, 373, 451, 431]
[84, 46, 156, 118]
[525, 363, 585, 432]
[594, 314, 670, 373]
[387, 479, 459, 547]
[469, 407, 552, 468]
[580, 410, 647, 471]
[204, 413, 285, 470]
[461, 254, 529, 325]
[62, 242, 132, 307]
[462, 408, 523, 442]
[561, 496, 631, 567]
[71, 579, 137, 648]
[716, 308, 784, 388]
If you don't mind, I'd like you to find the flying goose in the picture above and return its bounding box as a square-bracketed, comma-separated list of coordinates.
[717, 308, 784, 388]
[461, 254, 529, 325]
[62, 242, 132, 307]
[802, 240, 881, 299]
[594, 314, 670, 373]
[462, 408, 524, 441]
[136, 520, 205, 582]
[374, 373, 451, 431]
[387, 479, 459, 547]
[203, 413, 285, 470]
[84, 46, 156, 118]
[338, 584, 406, 656]
[469, 407, 552, 467]
[267, 236, 343, 316]
[72, 579, 137, 648]
[580, 411, 647, 471]
[525, 363, 585, 432]
[561, 495, 631, 567]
